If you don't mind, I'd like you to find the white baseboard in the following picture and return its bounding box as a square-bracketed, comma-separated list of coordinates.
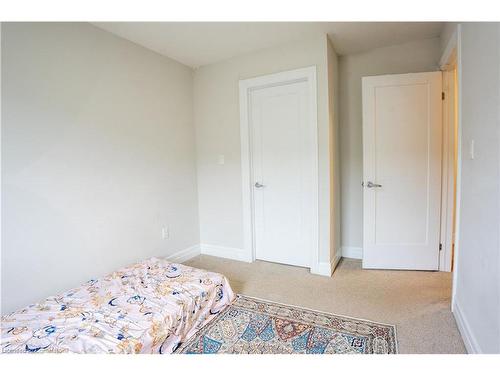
[341, 246, 363, 259]
[171, 244, 343, 277]
[200, 244, 252, 263]
[453, 299, 481, 353]
[313, 261, 332, 276]
[312, 254, 341, 277]
[167, 245, 200, 264]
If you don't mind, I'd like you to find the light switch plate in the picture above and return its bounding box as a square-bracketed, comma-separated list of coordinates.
[162, 226, 169, 239]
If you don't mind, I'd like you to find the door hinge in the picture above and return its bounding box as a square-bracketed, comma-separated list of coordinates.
[442, 92, 445, 100]
[439, 243, 443, 251]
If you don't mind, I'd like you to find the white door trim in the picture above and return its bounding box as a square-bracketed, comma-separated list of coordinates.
[439, 64, 457, 272]
[440, 25, 463, 312]
[238, 66, 320, 273]
[438, 24, 460, 274]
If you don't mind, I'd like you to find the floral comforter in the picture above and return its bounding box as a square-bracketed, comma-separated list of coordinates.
[0, 257, 235, 354]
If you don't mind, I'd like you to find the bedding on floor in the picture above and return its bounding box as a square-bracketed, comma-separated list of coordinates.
[0, 257, 235, 354]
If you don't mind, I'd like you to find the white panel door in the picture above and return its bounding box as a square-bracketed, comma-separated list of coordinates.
[249, 80, 314, 267]
[362, 72, 442, 270]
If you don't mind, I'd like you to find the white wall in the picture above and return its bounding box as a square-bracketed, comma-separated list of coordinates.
[193, 35, 336, 266]
[1, 23, 199, 314]
[451, 23, 500, 354]
[338, 38, 441, 252]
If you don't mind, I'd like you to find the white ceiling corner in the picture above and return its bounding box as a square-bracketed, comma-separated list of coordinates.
[92, 22, 445, 68]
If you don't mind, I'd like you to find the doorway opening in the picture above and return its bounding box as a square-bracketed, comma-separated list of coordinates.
[360, 30, 461, 273]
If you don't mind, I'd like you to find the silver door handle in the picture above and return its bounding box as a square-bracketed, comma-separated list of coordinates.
[366, 181, 382, 188]
[254, 182, 265, 188]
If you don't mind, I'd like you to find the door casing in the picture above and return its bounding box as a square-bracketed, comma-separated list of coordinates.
[439, 63, 458, 273]
[439, 24, 463, 313]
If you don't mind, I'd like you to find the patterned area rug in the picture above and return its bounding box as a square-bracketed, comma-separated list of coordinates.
[176, 295, 398, 354]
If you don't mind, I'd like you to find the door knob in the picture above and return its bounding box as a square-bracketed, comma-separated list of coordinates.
[366, 181, 382, 188]
[254, 182, 265, 188]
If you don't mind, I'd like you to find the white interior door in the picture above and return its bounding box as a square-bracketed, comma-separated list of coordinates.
[249, 80, 314, 267]
[362, 72, 442, 270]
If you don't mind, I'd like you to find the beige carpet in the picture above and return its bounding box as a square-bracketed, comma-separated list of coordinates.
[185, 255, 466, 354]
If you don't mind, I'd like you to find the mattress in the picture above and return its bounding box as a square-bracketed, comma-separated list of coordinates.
[0, 257, 235, 353]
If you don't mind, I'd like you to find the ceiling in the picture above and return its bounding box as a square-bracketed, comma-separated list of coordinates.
[93, 22, 444, 68]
